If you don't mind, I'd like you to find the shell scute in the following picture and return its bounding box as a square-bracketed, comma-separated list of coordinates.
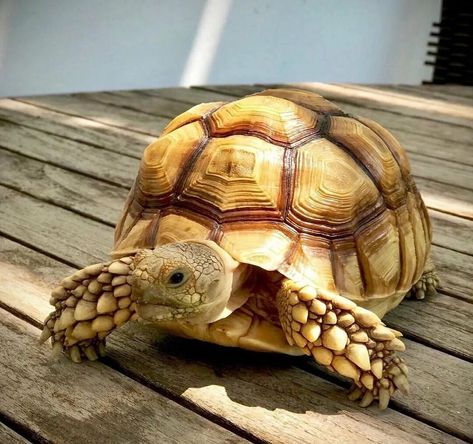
[163, 101, 225, 134]
[253, 88, 343, 114]
[180, 135, 285, 220]
[355, 210, 401, 298]
[209, 95, 318, 146]
[327, 116, 406, 209]
[288, 138, 382, 235]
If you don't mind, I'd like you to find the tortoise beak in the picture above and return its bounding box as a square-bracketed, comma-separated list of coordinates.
[136, 303, 176, 321]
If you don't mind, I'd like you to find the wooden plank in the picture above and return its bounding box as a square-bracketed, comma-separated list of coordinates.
[0, 149, 127, 226]
[14, 90, 473, 195]
[141, 87, 233, 104]
[0, 238, 465, 443]
[0, 148, 471, 304]
[418, 85, 473, 100]
[430, 209, 473, 256]
[0, 151, 471, 304]
[278, 83, 473, 128]
[109, 326, 471, 444]
[396, 132, 473, 168]
[0, 98, 155, 158]
[196, 85, 473, 146]
[415, 177, 473, 221]
[305, 337, 473, 442]
[373, 85, 473, 107]
[432, 245, 473, 302]
[0, 185, 112, 266]
[385, 292, 473, 362]
[409, 152, 473, 192]
[0, 423, 30, 444]
[16, 95, 169, 136]
[0, 310, 246, 444]
[77, 91, 191, 119]
[0, 119, 139, 188]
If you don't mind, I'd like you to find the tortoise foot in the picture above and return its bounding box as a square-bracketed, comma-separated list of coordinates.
[407, 270, 440, 300]
[41, 257, 137, 362]
[348, 355, 409, 409]
[276, 278, 409, 410]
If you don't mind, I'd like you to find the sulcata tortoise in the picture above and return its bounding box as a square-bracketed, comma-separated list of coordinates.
[42, 88, 439, 409]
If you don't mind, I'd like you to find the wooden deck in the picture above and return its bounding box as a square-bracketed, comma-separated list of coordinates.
[0, 84, 472, 444]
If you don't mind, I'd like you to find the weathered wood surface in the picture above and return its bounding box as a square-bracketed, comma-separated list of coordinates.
[0, 309, 246, 444]
[0, 423, 30, 444]
[0, 238, 467, 444]
[372, 85, 473, 107]
[1, 84, 472, 443]
[17, 94, 169, 135]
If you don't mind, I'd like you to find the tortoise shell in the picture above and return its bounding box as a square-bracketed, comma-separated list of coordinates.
[113, 88, 431, 304]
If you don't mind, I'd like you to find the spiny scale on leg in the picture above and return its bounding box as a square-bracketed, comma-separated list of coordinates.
[277, 279, 409, 409]
[41, 256, 136, 361]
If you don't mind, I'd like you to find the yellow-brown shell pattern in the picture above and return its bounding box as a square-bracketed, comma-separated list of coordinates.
[113, 88, 432, 302]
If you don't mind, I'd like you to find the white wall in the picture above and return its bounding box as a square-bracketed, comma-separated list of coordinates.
[0, 0, 441, 97]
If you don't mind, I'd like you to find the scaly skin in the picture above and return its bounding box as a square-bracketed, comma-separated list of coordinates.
[40, 257, 137, 362]
[276, 279, 409, 409]
[407, 269, 440, 300]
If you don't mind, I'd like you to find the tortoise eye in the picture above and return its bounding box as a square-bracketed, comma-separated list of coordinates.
[167, 270, 187, 287]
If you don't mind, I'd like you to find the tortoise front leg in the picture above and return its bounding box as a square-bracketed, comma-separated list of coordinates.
[41, 257, 137, 362]
[276, 279, 409, 409]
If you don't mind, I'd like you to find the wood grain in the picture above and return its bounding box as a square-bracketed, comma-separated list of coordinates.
[0, 120, 139, 188]
[0, 149, 127, 225]
[415, 177, 473, 221]
[295, 83, 473, 128]
[0, 98, 154, 158]
[372, 85, 473, 108]
[0, 309, 245, 444]
[431, 245, 473, 302]
[0, 237, 466, 443]
[0, 185, 112, 266]
[17, 95, 169, 136]
[0, 423, 30, 444]
[430, 209, 473, 256]
[385, 292, 473, 361]
[77, 91, 191, 118]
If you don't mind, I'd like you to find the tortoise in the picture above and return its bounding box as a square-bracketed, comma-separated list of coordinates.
[42, 88, 439, 409]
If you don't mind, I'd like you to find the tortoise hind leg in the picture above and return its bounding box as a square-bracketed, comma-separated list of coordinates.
[276, 279, 409, 409]
[41, 257, 137, 362]
[407, 255, 440, 300]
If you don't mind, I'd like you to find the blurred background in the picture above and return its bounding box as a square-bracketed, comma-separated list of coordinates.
[0, 0, 442, 97]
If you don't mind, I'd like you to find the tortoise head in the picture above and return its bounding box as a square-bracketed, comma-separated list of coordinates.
[130, 241, 245, 324]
